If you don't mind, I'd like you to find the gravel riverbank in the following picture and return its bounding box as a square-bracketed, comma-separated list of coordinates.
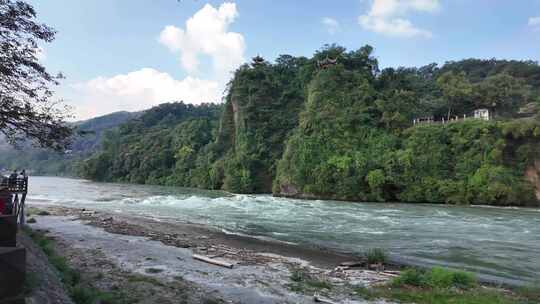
[25, 205, 396, 304]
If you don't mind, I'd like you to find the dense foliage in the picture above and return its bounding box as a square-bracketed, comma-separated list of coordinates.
[0, 0, 72, 150]
[81, 103, 222, 185]
[214, 56, 307, 193]
[80, 44, 540, 206]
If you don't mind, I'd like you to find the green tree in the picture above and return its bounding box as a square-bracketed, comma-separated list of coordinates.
[474, 73, 529, 117]
[0, 0, 72, 150]
[436, 72, 473, 120]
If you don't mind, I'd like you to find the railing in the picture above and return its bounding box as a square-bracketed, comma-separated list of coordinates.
[412, 115, 486, 126]
[0, 177, 28, 225]
[0, 177, 28, 193]
[0, 177, 27, 299]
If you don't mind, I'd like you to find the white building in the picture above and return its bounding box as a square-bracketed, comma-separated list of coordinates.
[473, 109, 490, 121]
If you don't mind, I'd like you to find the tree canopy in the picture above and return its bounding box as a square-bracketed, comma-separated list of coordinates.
[0, 0, 72, 150]
[80, 44, 540, 206]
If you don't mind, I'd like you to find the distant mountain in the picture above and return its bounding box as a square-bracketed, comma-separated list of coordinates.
[70, 111, 140, 153]
[0, 110, 139, 176]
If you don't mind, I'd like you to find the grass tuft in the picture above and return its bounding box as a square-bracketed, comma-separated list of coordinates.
[356, 266, 537, 304]
[365, 248, 387, 265]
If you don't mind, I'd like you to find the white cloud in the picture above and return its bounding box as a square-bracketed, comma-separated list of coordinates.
[322, 17, 340, 35]
[529, 16, 540, 27]
[359, 0, 439, 38]
[70, 68, 219, 119]
[66, 2, 249, 120]
[159, 2, 246, 79]
[359, 15, 432, 38]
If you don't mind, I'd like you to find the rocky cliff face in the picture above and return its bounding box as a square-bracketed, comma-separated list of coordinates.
[214, 64, 305, 193]
[525, 160, 540, 201]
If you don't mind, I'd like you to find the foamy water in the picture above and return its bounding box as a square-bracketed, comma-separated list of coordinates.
[28, 176, 540, 285]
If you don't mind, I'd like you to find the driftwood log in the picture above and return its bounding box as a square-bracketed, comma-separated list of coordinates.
[192, 254, 234, 269]
[314, 295, 338, 304]
[359, 269, 400, 277]
[339, 261, 363, 267]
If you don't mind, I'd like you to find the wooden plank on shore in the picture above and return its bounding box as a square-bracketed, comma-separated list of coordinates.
[339, 261, 363, 267]
[192, 254, 234, 269]
[359, 269, 400, 277]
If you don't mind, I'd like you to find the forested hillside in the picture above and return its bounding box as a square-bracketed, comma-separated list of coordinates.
[81, 103, 223, 184]
[81, 44, 540, 206]
[0, 111, 137, 176]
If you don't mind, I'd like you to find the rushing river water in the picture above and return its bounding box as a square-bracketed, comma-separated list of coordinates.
[28, 176, 540, 285]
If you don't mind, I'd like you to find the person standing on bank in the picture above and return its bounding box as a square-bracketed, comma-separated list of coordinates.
[8, 170, 18, 187]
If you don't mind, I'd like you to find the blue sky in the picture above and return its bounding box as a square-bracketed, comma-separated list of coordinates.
[28, 0, 540, 119]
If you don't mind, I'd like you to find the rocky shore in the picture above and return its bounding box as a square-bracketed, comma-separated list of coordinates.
[24, 205, 397, 304]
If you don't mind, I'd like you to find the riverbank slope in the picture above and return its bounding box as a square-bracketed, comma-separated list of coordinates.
[25, 205, 399, 304]
[21, 205, 540, 304]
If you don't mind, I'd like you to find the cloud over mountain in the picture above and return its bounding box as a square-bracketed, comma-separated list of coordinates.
[71, 68, 219, 119]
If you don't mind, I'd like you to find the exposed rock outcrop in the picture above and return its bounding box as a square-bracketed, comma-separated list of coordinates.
[525, 160, 540, 201]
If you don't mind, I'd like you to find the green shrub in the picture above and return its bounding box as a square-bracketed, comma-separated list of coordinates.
[393, 267, 477, 290]
[356, 285, 526, 304]
[449, 269, 477, 289]
[428, 267, 457, 288]
[392, 268, 427, 287]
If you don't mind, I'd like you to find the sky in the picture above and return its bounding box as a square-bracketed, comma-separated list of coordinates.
[27, 0, 540, 120]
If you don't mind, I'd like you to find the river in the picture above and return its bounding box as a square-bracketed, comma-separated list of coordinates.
[27, 176, 540, 286]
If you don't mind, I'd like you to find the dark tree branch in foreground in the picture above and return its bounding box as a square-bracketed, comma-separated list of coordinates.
[0, 0, 72, 151]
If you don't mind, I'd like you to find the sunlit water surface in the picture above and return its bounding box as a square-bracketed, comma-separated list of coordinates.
[28, 177, 540, 285]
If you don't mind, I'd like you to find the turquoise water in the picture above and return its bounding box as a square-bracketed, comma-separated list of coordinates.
[28, 176, 540, 285]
